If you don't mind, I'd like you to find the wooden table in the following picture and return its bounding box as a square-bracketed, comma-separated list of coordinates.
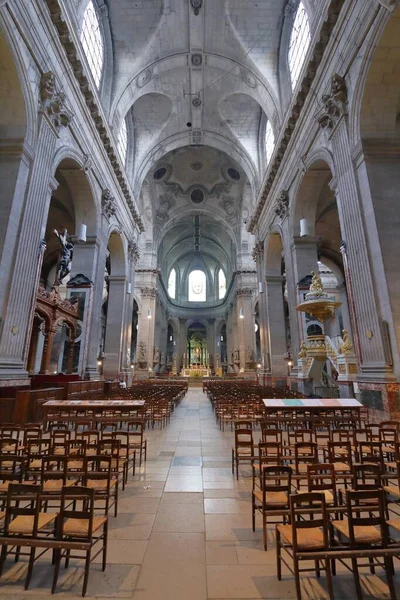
[43, 399, 146, 428]
[262, 398, 363, 426]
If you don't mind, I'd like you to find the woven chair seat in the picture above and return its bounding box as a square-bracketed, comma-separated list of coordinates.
[29, 459, 42, 470]
[332, 520, 382, 544]
[333, 462, 351, 472]
[277, 524, 326, 550]
[386, 461, 397, 470]
[67, 460, 85, 470]
[233, 447, 253, 456]
[63, 515, 107, 537]
[382, 445, 395, 453]
[8, 512, 57, 534]
[322, 490, 334, 505]
[387, 519, 400, 532]
[253, 490, 288, 506]
[384, 485, 400, 498]
[296, 463, 314, 474]
[85, 479, 117, 491]
[43, 479, 77, 492]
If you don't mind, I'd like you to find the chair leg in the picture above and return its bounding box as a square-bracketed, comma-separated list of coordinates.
[231, 449, 234, 474]
[276, 529, 282, 580]
[293, 557, 302, 600]
[51, 549, 61, 594]
[251, 494, 255, 532]
[325, 558, 335, 600]
[25, 547, 36, 589]
[262, 509, 267, 551]
[351, 558, 363, 600]
[82, 549, 91, 597]
[384, 556, 397, 600]
[0, 545, 7, 576]
[102, 524, 108, 571]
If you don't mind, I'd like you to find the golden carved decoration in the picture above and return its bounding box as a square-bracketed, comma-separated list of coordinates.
[308, 271, 324, 296]
[338, 329, 353, 354]
[298, 342, 308, 359]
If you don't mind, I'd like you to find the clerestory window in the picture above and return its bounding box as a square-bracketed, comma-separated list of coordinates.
[188, 270, 206, 302]
[288, 2, 311, 90]
[117, 118, 128, 165]
[265, 120, 275, 166]
[81, 1, 104, 88]
[168, 268, 176, 299]
[218, 269, 226, 300]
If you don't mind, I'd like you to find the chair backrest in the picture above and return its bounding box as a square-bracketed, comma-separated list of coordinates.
[234, 420, 253, 430]
[234, 429, 254, 453]
[294, 442, 318, 466]
[345, 488, 388, 546]
[261, 465, 292, 498]
[359, 441, 384, 470]
[307, 463, 337, 503]
[380, 421, 399, 431]
[66, 439, 87, 456]
[0, 438, 19, 454]
[56, 486, 96, 541]
[380, 428, 398, 445]
[41, 455, 68, 483]
[0, 455, 25, 483]
[289, 492, 330, 551]
[258, 442, 282, 468]
[327, 441, 353, 467]
[4, 483, 42, 536]
[353, 463, 382, 491]
[260, 428, 283, 445]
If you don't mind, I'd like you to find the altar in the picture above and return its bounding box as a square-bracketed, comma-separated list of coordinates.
[182, 367, 210, 378]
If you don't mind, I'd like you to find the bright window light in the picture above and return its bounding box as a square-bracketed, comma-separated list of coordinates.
[218, 269, 226, 300]
[81, 1, 104, 88]
[188, 270, 206, 302]
[265, 120, 275, 165]
[288, 2, 311, 90]
[117, 118, 128, 165]
[168, 268, 176, 299]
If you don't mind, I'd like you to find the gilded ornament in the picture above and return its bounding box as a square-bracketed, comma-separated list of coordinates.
[338, 329, 353, 354]
[298, 342, 308, 359]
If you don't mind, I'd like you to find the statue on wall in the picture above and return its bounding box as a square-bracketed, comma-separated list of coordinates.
[54, 228, 74, 285]
[153, 346, 160, 363]
[138, 341, 146, 364]
[161, 351, 165, 365]
[339, 329, 353, 354]
[298, 342, 308, 359]
[309, 270, 324, 296]
[246, 346, 253, 363]
[234, 348, 239, 363]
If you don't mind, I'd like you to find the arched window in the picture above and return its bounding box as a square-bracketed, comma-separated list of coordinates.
[265, 120, 275, 165]
[117, 118, 128, 165]
[188, 270, 206, 302]
[168, 268, 176, 299]
[218, 269, 226, 300]
[80, 1, 104, 88]
[288, 2, 311, 90]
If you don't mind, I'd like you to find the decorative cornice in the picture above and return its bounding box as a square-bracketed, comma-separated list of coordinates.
[128, 241, 140, 264]
[248, 0, 345, 233]
[101, 189, 117, 219]
[44, 0, 144, 232]
[235, 288, 253, 298]
[140, 287, 157, 298]
[316, 73, 347, 129]
[274, 190, 289, 220]
[251, 241, 264, 264]
[40, 71, 74, 132]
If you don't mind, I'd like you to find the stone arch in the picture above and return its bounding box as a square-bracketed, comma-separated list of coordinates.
[107, 230, 127, 277]
[265, 229, 285, 276]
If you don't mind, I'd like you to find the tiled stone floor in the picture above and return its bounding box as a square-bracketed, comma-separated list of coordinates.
[1, 389, 399, 599]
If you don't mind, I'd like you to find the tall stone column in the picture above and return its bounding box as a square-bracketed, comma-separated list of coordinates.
[122, 241, 140, 383]
[207, 318, 215, 369]
[226, 307, 234, 371]
[317, 74, 392, 380]
[252, 241, 270, 379]
[103, 275, 127, 379]
[235, 289, 255, 374]
[136, 287, 157, 378]
[178, 317, 187, 372]
[0, 72, 73, 380]
[265, 275, 288, 376]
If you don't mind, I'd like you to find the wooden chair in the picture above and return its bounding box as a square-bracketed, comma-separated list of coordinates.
[252, 465, 292, 550]
[0, 455, 26, 504]
[40, 455, 78, 509]
[331, 489, 395, 600]
[232, 428, 255, 480]
[0, 483, 57, 589]
[252, 441, 282, 489]
[325, 441, 353, 487]
[52, 486, 108, 596]
[293, 442, 318, 489]
[83, 455, 118, 517]
[127, 419, 147, 466]
[307, 463, 338, 509]
[276, 492, 334, 600]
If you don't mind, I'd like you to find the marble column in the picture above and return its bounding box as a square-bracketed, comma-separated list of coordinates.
[0, 76, 73, 380]
[317, 74, 392, 380]
[265, 275, 288, 376]
[103, 275, 127, 378]
[136, 287, 157, 377]
[252, 241, 271, 378]
[235, 289, 255, 373]
[178, 317, 187, 372]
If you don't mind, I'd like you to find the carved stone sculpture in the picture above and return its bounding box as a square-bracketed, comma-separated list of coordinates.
[274, 190, 289, 219]
[309, 271, 324, 296]
[138, 341, 146, 364]
[53, 228, 74, 285]
[339, 329, 353, 354]
[101, 189, 117, 219]
[40, 71, 74, 131]
[153, 346, 160, 363]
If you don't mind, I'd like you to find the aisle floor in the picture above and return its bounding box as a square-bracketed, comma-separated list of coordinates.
[1, 389, 399, 599]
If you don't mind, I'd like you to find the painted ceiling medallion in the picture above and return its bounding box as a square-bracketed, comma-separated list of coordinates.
[191, 162, 203, 171]
[190, 0, 203, 15]
[191, 53, 203, 66]
[192, 96, 202, 108]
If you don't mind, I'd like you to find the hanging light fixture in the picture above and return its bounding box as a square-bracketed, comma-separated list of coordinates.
[300, 218, 309, 237]
[239, 308, 244, 319]
[147, 308, 152, 319]
[77, 223, 87, 243]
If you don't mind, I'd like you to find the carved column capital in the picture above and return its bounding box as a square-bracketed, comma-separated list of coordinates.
[317, 73, 347, 129]
[140, 287, 157, 299]
[251, 241, 264, 264]
[274, 190, 289, 220]
[40, 72, 74, 132]
[128, 240, 140, 264]
[101, 189, 117, 219]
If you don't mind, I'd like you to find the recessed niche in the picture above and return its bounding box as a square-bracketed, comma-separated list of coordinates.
[191, 189, 205, 204]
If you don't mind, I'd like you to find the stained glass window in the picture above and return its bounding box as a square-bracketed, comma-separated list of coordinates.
[265, 120, 275, 165]
[81, 1, 104, 88]
[218, 269, 226, 299]
[188, 270, 206, 302]
[288, 2, 311, 90]
[117, 118, 128, 165]
[168, 269, 176, 299]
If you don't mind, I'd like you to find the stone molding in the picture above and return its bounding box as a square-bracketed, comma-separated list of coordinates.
[39, 71, 74, 132]
[128, 241, 140, 264]
[316, 73, 347, 130]
[101, 189, 117, 219]
[235, 288, 253, 298]
[274, 190, 289, 220]
[251, 241, 264, 264]
[248, 0, 346, 233]
[378, 0, 397, 11]
[140, 287, 157, 298]
[44, 0, 144, 232]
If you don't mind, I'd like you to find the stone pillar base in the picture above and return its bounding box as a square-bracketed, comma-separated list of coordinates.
[136, 368, 151, 381]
